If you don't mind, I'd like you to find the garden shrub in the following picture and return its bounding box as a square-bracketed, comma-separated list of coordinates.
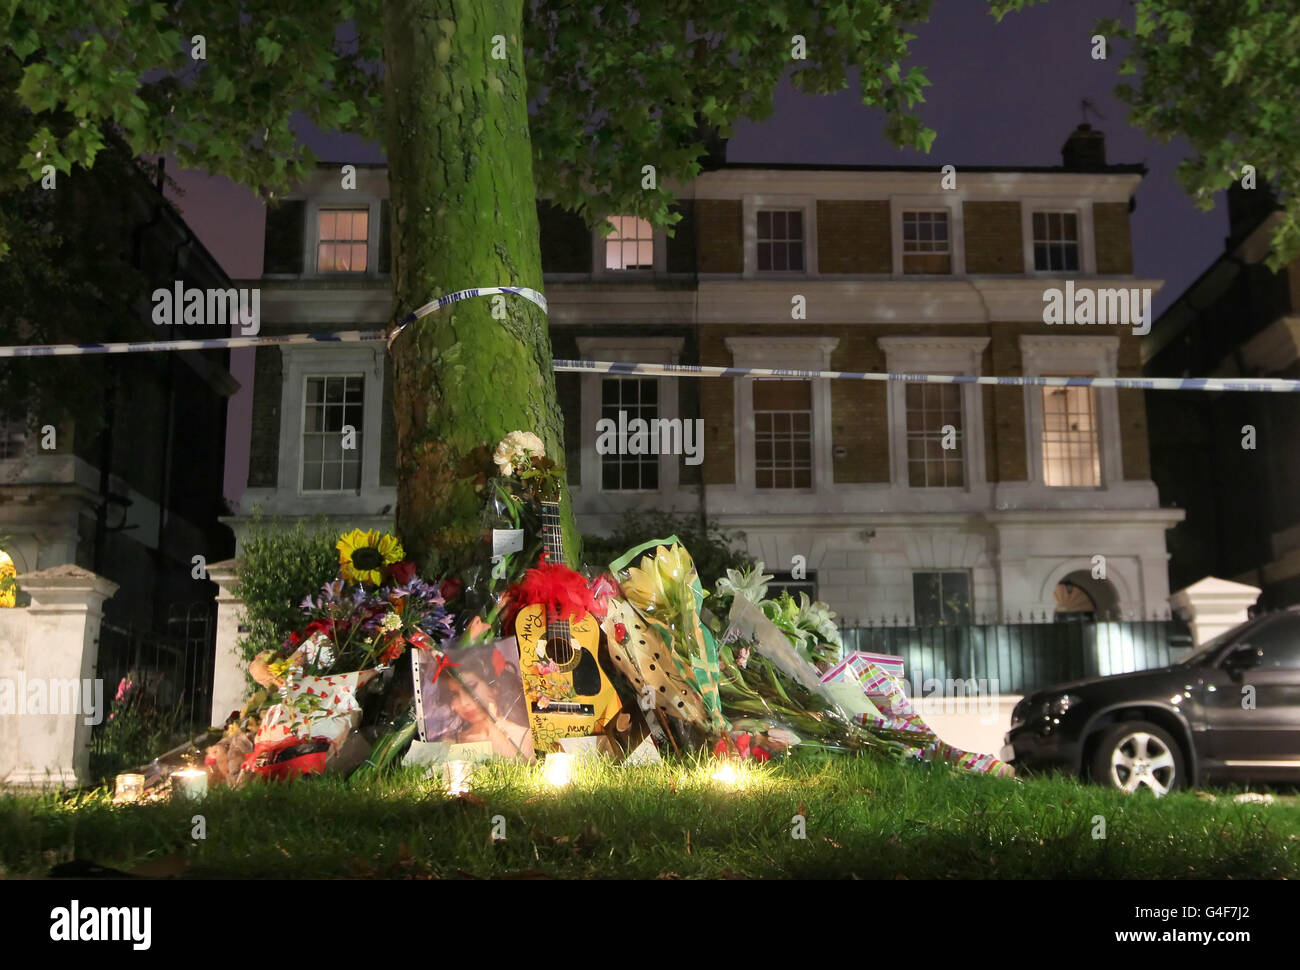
[232, 515, 339, 694]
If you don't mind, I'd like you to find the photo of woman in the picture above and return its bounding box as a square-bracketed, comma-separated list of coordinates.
[415, 637, 535, 761]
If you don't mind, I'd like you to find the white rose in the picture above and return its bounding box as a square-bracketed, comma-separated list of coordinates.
[492, 441, 520, 476]
[494, 431, 545, 476]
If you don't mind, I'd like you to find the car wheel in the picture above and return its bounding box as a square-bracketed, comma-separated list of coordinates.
[1090, 721, 1185, 796]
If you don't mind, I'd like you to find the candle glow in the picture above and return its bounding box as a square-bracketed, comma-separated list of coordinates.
[443, 759, 473, 795]
[543, 753, 574, 787]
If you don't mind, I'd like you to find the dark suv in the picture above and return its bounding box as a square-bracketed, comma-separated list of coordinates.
[1002, 609, 1300, 794]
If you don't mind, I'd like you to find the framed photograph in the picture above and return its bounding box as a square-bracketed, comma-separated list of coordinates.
[412, 635, 535, 762]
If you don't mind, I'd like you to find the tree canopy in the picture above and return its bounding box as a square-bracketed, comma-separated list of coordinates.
[1, 0, 937, 256]
[992, 0, 1300, 269]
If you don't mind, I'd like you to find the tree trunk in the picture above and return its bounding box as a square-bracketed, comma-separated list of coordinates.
[381, 0, 576, 577]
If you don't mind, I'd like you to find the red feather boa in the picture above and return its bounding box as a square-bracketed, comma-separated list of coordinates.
[506, 556, 599, 625]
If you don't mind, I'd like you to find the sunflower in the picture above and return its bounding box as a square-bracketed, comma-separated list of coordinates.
[337, 529, 405, 585]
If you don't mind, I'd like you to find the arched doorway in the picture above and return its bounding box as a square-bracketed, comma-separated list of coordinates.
[1053, 569, 1120, 622]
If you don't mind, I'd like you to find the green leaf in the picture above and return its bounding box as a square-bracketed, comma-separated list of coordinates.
[255, 36, 284, 66]
[213, 75, 236, 104]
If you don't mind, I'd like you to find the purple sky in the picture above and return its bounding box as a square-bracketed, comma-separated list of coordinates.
[164, 1, 1227, 508]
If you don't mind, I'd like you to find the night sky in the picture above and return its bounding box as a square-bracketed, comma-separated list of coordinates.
[165, 1, 1229, 507]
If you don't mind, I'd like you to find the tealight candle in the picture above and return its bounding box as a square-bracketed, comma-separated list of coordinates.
[443, 759, 473, 796]
[171, 767, 208, 802]
[543, 752, 573, 787]
[115, 772, 145, 802]
[711, 763, 739, 785]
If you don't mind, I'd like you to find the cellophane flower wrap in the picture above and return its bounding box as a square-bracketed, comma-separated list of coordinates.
[711, 594, 930, 757]
[609, 536, 729, 734]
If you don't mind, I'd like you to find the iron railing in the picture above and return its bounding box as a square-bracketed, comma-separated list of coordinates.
[95, 602, 215, 721]
[835, 616, 1195, 696]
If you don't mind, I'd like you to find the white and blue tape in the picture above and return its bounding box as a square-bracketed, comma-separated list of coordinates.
[0, 283, 1295, 392]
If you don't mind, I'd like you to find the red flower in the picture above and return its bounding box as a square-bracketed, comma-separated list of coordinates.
[492, 648, 508, 676]
[714, 732, 768, 762]
[388, 560, 418, 586]
[439, 576, 463, 602]
[303, 619, 338, 641]
[588, 573, 619, 620]
[380, 637, 405, 664]
[613, 622, 628, 645]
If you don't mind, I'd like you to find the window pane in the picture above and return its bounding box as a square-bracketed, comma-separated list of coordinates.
[600, 377, 660, 492]
[1042, 384, 1100, 486]
[753, 379, 812, 489]
[341, 461, 361, 490]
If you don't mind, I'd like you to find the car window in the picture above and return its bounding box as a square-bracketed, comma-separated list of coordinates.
[1183, 615, 1269, 666]
[1238, 614, 1300, 670]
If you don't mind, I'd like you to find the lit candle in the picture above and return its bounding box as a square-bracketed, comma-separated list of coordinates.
[712, 763, 739, 785]
[114, 772, 145, 802]
[171, 767, 208, 802]
[443, 759, 473, 796]
[543, 753, 573, 787]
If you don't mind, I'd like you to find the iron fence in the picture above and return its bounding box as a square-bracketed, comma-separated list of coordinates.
[95, 602, 215, 722]
[836, 616, 1195, 696]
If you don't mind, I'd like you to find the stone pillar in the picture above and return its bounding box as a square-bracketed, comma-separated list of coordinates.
[1169, 576, 1262, 646]
[3, 565, 117, 788]
[207, 559, 249, 728]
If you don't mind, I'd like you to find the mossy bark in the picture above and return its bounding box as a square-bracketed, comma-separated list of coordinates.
[381, 0, 577, 576]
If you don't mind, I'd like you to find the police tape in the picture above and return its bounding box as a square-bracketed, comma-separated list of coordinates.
[2, 323, 1299, 392]
[386, 285, 548, 348]
[551, 360, 1300, 393]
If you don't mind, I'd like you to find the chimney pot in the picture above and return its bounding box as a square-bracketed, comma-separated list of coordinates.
[1061, 123, 1106, 171]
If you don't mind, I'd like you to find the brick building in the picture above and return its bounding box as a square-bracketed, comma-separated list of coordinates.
[227, 125, 1181, 625]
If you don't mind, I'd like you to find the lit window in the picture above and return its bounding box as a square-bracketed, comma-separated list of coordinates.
[913, 571, 971, 626]
[604, 216, 654, 270]
[1042, 384, 1100, 486]
[302, 375, 364, 491]
[1032, 212, 1080, 271]
[902, 211, 951, 274]
[905, 382, 964, 487]
[317, 209, 369, 273]
[757, 210, 804, 272]
[600, 377, 659, 491]
[754, 378, 812, 488]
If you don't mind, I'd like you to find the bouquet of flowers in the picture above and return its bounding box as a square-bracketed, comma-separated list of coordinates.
[607, 538, 729, 735]
[266, 530, 453, 681]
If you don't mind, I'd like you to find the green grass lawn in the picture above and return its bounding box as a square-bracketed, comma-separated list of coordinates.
[2, 754, 1297, 879]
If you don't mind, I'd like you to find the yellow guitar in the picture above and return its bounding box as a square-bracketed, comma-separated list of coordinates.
[514, 500, 623, 752]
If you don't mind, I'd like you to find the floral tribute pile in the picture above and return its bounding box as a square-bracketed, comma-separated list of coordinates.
[208, 530, 458, 784]
[210, 432, 1011, 785]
